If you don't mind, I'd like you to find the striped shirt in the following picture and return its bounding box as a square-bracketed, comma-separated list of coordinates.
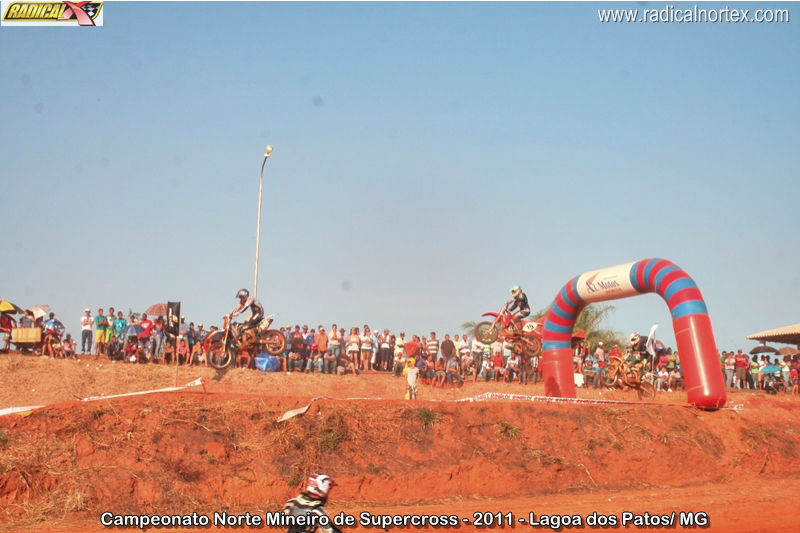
[426, 338, 440, 357]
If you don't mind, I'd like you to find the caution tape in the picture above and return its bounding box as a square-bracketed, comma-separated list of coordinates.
[275, 392, 744, 422]
[0, 378, 206, 418]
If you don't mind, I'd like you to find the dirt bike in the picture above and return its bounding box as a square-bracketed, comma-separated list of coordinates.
[602, 354, 656, 400]
[207, 313, 285, 370]
[473, 305, 543, 358]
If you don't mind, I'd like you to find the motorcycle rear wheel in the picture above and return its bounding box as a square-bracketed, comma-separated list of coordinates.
[260, 329, 286, 355]
[474, 321, 498, 344]
[208, 341, 234, 369]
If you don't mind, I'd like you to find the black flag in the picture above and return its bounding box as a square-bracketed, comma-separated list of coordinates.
[167, 301, 181, 336]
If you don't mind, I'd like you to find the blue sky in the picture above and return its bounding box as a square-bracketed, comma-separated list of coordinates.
[1, 2, 798, 349]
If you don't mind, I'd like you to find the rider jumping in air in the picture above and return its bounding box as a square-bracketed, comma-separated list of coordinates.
[505, 285, 531, 333]
[228, 288, 264, 333]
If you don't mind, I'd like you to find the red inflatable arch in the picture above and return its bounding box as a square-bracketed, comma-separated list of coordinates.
[542, 258, 726, 409]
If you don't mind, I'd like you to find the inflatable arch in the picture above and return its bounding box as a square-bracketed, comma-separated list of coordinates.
[542, 258, 727, 409]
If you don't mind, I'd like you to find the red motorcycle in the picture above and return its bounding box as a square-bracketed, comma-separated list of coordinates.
[473, 305, 543, 358]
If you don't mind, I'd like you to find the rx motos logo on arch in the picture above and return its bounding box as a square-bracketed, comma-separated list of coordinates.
[1, 1, 103, 26]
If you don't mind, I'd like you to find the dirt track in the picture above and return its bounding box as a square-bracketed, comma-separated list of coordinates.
[1, 354, 799, 532]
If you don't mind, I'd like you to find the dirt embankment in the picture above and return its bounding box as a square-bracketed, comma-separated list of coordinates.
[2, 354, 800, 531]
[2, 391, 800, 528]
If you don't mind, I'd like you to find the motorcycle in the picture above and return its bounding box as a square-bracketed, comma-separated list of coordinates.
[207, 313, 286, 370]
[601, 354, 656, 400]
[473, 305, 543, 358]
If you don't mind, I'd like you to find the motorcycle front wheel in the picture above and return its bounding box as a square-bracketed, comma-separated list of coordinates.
[601, 362, 622, 388]
[207, 341, 234, 369]
[474, 321, 499, 344]
[637, 380, 656, 400]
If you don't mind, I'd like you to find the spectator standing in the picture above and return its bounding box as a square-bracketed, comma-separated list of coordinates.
[505, 352, 520, 382]
[371, 328, 380, 369]
[347, 327, 360, 368]
[290, 326, 305, 372]
[187, 323, 198, 354]
[1, 312, 17, 352]
[734, 349, 749, 389]
[139, 313, 153, 341]
[459, 335, 471, 360]
[394, 331, 406, 360]
[594, 342, 605, 366]
[748, 355, 759, 390]
[724, 352, 736, 388]
[492, 350, 505, 382]
[440, 334, 456, 365]
[94, 308, 108, 357]
[379, 335, 392, 371]
[582, 352, 596, 388]
[105, 307, 116, 348]
[406, 358, 419, 399]
[316, 325, 329, 360]
[426, 332, 440, 361]
[152, 317, 166, 363]
[328, 324, 341, 363]
[113, 311, 127, 341]
[80, 308, 93, 354]
[360, 326, 373, 371]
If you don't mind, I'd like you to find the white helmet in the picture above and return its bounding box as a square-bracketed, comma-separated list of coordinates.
[630, 332, 640, 346]
[305, 473, 336, 498]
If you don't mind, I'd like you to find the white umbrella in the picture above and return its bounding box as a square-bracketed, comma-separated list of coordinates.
[27, 304, 51, 320]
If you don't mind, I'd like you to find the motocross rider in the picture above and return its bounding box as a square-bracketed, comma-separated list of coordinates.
[283, 474, 340, 533]
[505, 285, 531, 333]
[228, 288, 264, 334]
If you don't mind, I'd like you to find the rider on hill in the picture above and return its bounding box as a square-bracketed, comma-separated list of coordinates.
[505, 285, 530, 334]
[228, 289, 264, 333]
[621, 332, 647, 385]
[283, 473, 340, 533]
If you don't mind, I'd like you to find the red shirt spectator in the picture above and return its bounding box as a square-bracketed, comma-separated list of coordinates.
[492, 353, 504, 369]
[734, 351, 749, 367]
[139, 314, 153, 340]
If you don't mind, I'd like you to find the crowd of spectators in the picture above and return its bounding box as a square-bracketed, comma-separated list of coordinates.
[722, 349, 799, 394]
[3, 307, 798, 396]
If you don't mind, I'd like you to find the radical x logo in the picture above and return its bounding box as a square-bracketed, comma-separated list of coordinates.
[2, 1, 103, 26]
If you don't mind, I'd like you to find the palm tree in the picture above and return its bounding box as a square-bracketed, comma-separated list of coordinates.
[460, 321, 477, 336]
[532, 303, 624, 347]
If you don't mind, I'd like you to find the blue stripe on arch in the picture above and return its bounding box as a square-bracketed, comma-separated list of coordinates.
[559, 286, 579, 311]
[642, 260, 659, 290]
[663, 277, 698, 302]
[629, 261, 645, 293]
[654, 265, 679, 292]
[543, 340, 571, 351]
[671, 300, 708, 320]
[551, 303, 578, 322]
[547, 322, 574, 334]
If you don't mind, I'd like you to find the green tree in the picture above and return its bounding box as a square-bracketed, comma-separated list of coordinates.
[460, 320, 477, 336]
[531, 303, 625, 349]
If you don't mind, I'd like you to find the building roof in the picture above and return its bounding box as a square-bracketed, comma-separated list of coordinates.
[746, 323, 800, 345]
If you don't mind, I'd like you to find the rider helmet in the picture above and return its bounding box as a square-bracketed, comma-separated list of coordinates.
[305, 473, 336, 498]
[510, 285, 521, 296]
[236, 289, 249, 300]
[629, 332, 640, 346]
